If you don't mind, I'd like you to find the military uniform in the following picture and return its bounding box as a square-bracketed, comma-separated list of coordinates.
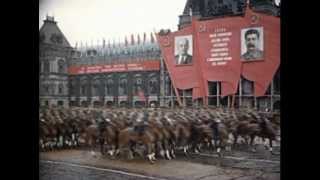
[241, 50, 263, 60]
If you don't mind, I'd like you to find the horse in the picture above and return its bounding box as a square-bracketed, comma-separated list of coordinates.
[208, 119, 231, 157]
[117, 121, 157, 164]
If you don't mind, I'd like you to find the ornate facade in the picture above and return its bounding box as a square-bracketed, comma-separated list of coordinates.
[39, 16, 72, 107]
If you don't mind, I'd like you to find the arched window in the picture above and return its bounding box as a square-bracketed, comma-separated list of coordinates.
[44, 60, 50, 73]
[80, 78, 88, 96]
[58, 59, 65, 73]
[42, 84, 49, 95]
[148, 77, 158, 95]
[70, 80, 77, 96]
[133, 77, 143, 95]
[92, 78, 101, 96]
[119, 78, 127, 95]
[58, 84, 63, 94]
[106, 79, 113, 95]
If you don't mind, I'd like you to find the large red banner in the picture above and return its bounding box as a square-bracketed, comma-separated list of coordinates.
[193, 8, 280, 97]
[158, 8, 280, 101]
[240, 9, 280, 96]
[193, 16, 243, 97]
[68, 60, 160, 75]
[156, 26, 205, 101]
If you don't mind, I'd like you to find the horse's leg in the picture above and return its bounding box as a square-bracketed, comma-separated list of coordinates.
[163, 140, 172, 160]
[156, 141, 165, 159]
[99, 137, 105, 156]
[169, 139, 176, 159]
[263, 137, 269, 150]
[182, 139, 189, 157]
[244, 136, 250, 146]
[217, 140, 222, 157]
[250, 135, 257, 152]
[146, 143, 155, 164]
[269, 137, 273, 153]
[233, 133, 238, 148]
[216, 139, 222, 156]
[89, 137, 97, 157]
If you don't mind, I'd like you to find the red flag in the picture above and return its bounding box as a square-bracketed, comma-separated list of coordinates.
[138, 90, 146, 101]
[150, 32, 155, 43]
[131, 34, 135, 45]
[137, 34, 141, 44]
[143, 32, 146, 44]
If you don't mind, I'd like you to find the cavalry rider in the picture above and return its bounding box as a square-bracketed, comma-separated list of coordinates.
[133, 111, 149, 136]
[95, 110, 108, 144]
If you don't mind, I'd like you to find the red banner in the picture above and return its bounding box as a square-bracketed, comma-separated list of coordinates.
[68, 60, 160, 75]
[240, 9, 280, 96]
[193, 16, 243, 97]
[192, 8, 279, 97]
[156, 26, 205, 101]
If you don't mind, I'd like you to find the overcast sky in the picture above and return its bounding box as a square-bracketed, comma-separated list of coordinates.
[39, 0, 187, 47]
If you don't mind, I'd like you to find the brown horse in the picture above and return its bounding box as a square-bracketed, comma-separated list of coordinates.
[100, 119, 120, 157]
[117, 123, 157, 163]
[208, 120, 231, 157]
[255, 118, 280, 153]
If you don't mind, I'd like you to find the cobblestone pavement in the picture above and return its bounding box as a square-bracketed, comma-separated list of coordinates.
[40, 150, 280, 180]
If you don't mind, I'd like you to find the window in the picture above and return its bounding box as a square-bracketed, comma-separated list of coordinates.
[44, 61, 50, 73]
[241, 78, 254, 95]
[106, 79, 113, 95]
[92, 83, 99, 96]
[58, 101, 64, 106]
[134, 78, 142, 95]
[208, 82, 219, 95]
[81, 85, 86, 96]
[119, 79, 127, 95]
[44, 85, 49, 94]
[45, 101, 49, 106]
[148, 78, 157, 95]
[58, 59, 65, 73]
[58, 84, 63, 94]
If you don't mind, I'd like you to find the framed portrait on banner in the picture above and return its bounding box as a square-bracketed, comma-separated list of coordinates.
[241, 27, 264, 61]
[174, 35, 193, 65]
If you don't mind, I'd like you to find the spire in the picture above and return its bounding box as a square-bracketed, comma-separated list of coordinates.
[150, 32, 155, 43]
[143, 32, 146, 44]
[75, 41, 78, 49]
[103, 38, 106, 48]
[131, 34, 135, 45]
[137, 34, 141, 45]
[108, 39, 111, 48]
[125, 36, 128, 46]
